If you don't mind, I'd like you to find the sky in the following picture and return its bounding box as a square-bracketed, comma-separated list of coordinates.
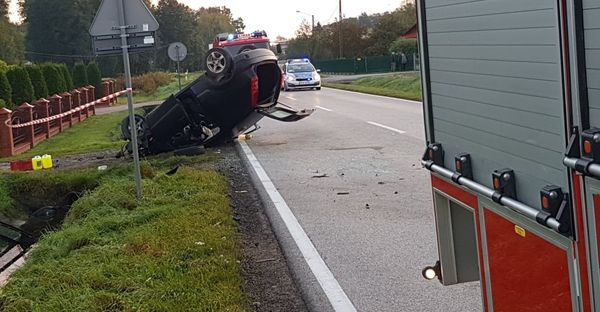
[8, 0, 405, 39]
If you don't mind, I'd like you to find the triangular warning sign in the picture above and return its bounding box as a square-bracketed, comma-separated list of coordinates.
[89, 0, 159, 36]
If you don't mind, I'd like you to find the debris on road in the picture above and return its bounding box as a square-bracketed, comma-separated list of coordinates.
[312, 173, 329, 178]
[365, 204, 370, 209]
[378, 181, 385, 185]
[337, 192, 350, 195]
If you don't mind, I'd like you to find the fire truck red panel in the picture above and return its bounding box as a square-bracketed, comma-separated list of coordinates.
[484, 208, 572, 311]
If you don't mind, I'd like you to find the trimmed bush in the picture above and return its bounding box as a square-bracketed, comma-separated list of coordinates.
[0, 71, 11, 107]
[72, 63, 88, 88]
[0, 99, 5, 109]
[0, 60, 8, 74]
[389, 38, 418, 56]
[86, 63, 102, 96]
[25, 65, 49, 99]
[41, 64, 67, 96]
[121, 72, 172, 94]
[6, 66, 34, 106]
[59, 64, 74, 90]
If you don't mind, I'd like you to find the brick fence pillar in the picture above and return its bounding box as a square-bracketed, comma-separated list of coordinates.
[80, 87, 89, 119]
[0, 108, 14, 157]
[49, 94, 63, 132]
[18, 103, 35, 148]
[87, 85, 96, 115]
[62, 92, 74, 127]
[70, 90, 81, 123]
[33, 98, 51, 139]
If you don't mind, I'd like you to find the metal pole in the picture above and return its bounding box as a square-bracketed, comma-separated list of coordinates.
[118, 0, 143, 199]
[339, 0, 343, 59]
[312, 15, 315, 30]
[176, 45, 182, 90]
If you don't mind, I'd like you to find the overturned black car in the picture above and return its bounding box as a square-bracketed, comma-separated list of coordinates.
[121, 48, 314, 155]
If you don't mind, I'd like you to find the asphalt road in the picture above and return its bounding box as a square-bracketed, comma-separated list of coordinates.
[244, 88, 483, 312]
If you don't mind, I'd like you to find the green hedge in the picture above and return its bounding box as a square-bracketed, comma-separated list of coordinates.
[389, 38, 418, 56]
[86, 63, 102, 96]
[0, 60, 8, 74]
[59, 64, 74, 90]
[6, 66, 34, 106]
[25, 65, 49, 99]
[41, 64, 66, 96]
[72, 63, 88, 88]
[0, 71, 11, 107]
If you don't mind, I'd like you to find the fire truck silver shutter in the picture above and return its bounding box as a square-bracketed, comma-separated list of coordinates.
[584, 1, 600, 125]
[423, 0, 568, 210]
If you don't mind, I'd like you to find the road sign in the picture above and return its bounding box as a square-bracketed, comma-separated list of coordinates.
[168, 42, 187, 90]
[89, 0, 158, 36]
[92, 31, 156, 55]
[89, 0, 160, 200]
[168, 42, 187, 62]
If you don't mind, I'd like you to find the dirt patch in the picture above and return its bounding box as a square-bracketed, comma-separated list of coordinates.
[217, 144, 308, 312]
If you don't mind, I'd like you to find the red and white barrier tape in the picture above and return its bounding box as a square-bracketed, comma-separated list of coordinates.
[6, 89, 132, 129]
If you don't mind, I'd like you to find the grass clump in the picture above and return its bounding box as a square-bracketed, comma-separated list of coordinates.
[325, 73, 422, 101]
[0, 164, 248, 311]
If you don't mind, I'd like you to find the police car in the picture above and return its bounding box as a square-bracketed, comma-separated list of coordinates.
[281, 58, 321, 91]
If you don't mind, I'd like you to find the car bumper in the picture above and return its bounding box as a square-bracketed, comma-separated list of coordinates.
[285, 81, 321, 89]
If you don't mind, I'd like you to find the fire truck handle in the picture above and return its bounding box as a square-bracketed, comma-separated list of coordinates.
[421, 159, 562, 233]
[563, 156, 600, 177]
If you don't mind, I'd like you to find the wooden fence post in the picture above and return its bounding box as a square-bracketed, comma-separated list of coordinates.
[80, 87, 89, 120]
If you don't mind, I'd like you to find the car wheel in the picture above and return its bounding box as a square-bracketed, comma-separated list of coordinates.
[121, 114, 146, 140]
[205, 48, 233, 79]
[316, 87, 322, 90]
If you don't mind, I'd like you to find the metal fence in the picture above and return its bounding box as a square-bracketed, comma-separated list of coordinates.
[313, 54, 420, 75]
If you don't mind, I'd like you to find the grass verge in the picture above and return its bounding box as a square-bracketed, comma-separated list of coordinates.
[0, 157, 248, 311]
[117, 72, 203, 105]
[0, 111, 127, 162]
[324, 73, 422, 101]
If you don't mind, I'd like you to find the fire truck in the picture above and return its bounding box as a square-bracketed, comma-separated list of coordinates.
[210, 30, 270, 55]
[417, 0, 600, 310]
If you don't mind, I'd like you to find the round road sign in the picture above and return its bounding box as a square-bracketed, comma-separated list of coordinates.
[168, 42, 187, 62]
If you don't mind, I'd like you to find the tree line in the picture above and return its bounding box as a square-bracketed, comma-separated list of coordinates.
[285, 4, 417, 60]
[0, 0, 245, 75]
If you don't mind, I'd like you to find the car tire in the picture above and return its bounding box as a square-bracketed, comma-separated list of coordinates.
[205, 48, 234, 80]
[121, 114, 146, 140]
[316, 87, 321, 90]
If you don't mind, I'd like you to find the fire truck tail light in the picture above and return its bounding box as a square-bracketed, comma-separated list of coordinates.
[542, 196, 549, 209]
[493, 177, 500, 189]
[584, 140, 593, 154]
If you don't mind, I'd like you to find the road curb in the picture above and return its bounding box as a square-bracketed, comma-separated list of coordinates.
[235, 142, 336, 312]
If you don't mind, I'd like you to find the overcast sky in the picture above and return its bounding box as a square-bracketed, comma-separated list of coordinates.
[9, 0, 404, 39]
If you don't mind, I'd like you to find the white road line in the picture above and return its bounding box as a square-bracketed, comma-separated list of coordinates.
[367, 121, 406, 134]
[315, 105, 333, 112]
[239, 142, 357, 312]
[282, 96, 298, 101]
[324, 86, 422, 104]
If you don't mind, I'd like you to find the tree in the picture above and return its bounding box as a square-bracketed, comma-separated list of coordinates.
[366, 4, 417, 55]
[86, 62, 102, 96]
[25, 65, 48, 99]
[0, 71, 11, 107]
[0, 60, 8, 73]
[58, 64, 74, 90]
[6, 66, 34, 106]
[0, 18, 24, 64]
[21, 0, 101, 63]
[72, 63, 88, 88]
[389, 38, 418, 55]
[155, 0, 198, 70]
[41, 64, 66, 96]
[0, 0, 7, 17]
